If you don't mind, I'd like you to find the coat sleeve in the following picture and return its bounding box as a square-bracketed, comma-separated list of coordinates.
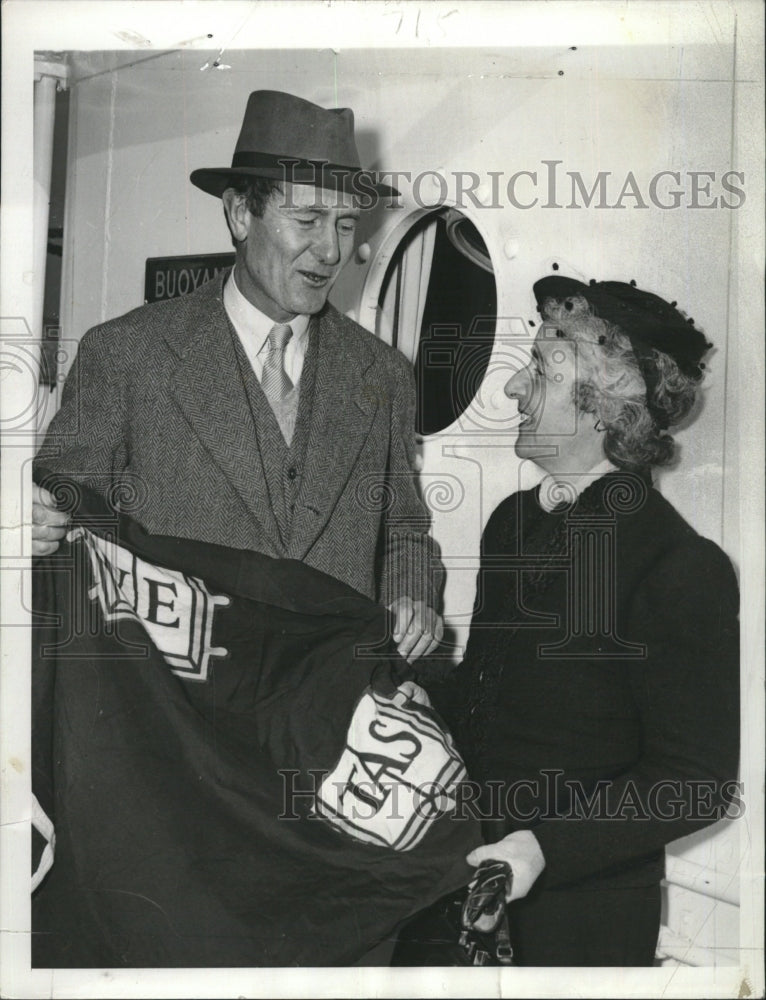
[424, 494, 520, 726]
[378, 350, 445, 610]
[34, 323, 129, 495]
[531, 535, 740, 888]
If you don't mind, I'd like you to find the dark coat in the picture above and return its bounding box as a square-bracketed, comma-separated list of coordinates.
[35, 272, 441, 606]
[432, 469, 740, 893]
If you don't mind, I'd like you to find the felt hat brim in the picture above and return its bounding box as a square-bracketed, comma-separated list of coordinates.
[190, 160, 398, 204]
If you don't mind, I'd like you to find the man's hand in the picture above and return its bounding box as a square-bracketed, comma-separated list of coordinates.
[387, 596, 444, 663]
[31, 484, 69, 556]
[466, 830, 545, 906]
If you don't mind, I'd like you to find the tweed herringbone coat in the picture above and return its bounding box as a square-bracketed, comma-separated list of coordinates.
[35, 272, 441, 607]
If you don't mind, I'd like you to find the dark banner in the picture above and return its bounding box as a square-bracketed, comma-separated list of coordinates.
[31, 476, 479, 967]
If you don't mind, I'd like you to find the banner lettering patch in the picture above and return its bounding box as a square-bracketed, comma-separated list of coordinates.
[70, 526, 230, 681]
[316, 689, 467, 851]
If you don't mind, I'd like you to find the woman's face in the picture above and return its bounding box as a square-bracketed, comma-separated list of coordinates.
[504, 323, 606, 474]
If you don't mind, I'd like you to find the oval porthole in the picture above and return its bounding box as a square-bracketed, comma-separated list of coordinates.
[376, 208, 496, 436]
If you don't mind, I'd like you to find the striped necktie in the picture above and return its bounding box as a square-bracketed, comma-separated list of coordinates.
[261, 323, 298, 444]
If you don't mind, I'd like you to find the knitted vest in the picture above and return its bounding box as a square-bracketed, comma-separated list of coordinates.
[228, 318, 318, 551]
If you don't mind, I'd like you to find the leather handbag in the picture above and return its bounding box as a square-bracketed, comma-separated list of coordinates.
[391, 860, 515, 967]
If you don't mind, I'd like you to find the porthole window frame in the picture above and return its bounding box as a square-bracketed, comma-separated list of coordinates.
[358, 199, 501, 438]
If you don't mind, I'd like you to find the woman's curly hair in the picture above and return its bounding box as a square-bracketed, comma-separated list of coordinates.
[539, 294, 705, 470]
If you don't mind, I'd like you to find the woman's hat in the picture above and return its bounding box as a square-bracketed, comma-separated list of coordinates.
[533, 274, 713, 428]
[190, 90, 397, 202]
[533, 274, 711, 375]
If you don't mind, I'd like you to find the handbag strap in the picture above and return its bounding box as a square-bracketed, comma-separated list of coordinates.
[459, 859, 515, 966]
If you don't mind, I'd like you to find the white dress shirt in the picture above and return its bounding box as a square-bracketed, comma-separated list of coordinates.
[537, 458, 618, 512]
[223, 270, 310, 386]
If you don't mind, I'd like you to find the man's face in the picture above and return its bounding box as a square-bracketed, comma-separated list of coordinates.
[504, 324, 604, 474]
[232, 182, 360, 321]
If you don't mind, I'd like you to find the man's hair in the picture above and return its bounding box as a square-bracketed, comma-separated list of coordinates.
[225, 176, 284, 218]
[539, 294, 705, 470]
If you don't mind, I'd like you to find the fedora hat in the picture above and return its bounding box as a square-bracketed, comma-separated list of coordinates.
[190, 90, 397, 203]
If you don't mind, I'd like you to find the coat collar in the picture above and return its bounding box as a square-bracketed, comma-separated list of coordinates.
[288, 303, 379, 560]
[532, 465, 653, 518]
[536, 459, 618, 512]
[165, 272, 283, 554]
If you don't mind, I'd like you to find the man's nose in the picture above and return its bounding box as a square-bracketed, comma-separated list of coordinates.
[504, 366, 531, 400]
[312, 222, 341, 266]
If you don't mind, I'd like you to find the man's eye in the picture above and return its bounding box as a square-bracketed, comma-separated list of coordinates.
[295, 216, 318, 227]
[338, 221, 357, 235]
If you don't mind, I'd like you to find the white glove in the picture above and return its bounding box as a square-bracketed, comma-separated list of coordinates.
[466, 829, 545, 904]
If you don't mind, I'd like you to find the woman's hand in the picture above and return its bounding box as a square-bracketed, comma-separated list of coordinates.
[394, 679, 432, 708]
[466, 829, 545, 903]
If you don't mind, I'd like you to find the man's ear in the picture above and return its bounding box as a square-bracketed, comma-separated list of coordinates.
[222, 189, 251, 243]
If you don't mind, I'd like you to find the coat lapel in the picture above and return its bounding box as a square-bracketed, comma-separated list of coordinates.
[164, 275, 284, 555]
[289, 309, 379, 561]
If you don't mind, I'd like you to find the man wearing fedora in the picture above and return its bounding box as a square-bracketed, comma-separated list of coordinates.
[32, 90, 443, 661]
